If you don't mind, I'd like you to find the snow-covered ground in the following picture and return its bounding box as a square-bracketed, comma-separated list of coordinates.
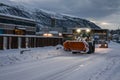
[0, 45, 65, 66]
[0, 42, 120, 80]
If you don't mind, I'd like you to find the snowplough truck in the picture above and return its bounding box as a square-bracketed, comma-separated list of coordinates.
[63, 28, 95, 54]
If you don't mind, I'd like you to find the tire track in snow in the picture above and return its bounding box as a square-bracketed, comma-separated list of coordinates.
[32, 55, 99, 80]
[88, 57, 118, 80]
[0, 57, 76, 76]
[0, 55, 95, 80]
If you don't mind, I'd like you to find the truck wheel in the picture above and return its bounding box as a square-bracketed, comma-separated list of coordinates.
[92, 41, 95, 53]
[92, 45, 95, 53]
[87, 42, 92, 54]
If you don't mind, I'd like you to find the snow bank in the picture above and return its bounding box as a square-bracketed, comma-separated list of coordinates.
[0, 45, 68, 67]
[0, 41, 120, 68]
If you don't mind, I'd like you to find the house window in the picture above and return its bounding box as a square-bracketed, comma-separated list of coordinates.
[14, 29, 26, 35]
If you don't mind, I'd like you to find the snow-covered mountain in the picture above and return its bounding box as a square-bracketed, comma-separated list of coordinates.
[0, 3, 101, 31]
[0, 3, 32, 18]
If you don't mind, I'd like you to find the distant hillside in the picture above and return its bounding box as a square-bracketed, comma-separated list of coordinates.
[0, 3, 32, 18]
[0, 3, 101, 31]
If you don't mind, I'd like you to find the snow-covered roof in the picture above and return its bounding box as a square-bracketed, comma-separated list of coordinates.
[0, 13, 35, 22]
[49, 31, 59, 34]
[0, 34, 62, 38]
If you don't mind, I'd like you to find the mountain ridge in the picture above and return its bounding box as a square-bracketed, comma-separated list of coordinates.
[0, 3, 101, 31]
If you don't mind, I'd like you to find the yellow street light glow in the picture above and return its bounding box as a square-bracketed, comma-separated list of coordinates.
[86, 29, 91, 33]
[43, 33, 53, 37]
[43, 33, 48, 36]
[47, 33, 53, 37]
[76, 29, 81, 33]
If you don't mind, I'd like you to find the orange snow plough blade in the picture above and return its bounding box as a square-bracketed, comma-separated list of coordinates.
[63, 41, 89, 52]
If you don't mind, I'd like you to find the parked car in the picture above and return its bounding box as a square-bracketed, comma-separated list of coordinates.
[98, 40, 108, 48]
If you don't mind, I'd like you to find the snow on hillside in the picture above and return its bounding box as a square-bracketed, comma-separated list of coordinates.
[0, 3, 32, 18]
[0, 3, 101, 29]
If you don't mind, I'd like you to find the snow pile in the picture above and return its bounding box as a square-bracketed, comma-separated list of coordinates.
[0, 45, 68, 67]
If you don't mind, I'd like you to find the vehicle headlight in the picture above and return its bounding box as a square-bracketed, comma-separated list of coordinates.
[105, 44, 107, 46]
[98, 44, 101, 47]
[76, 29, 81, 33]
[86, 29, 91, 33]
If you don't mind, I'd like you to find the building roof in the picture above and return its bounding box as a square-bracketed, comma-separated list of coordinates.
[0, 13, 35, 23]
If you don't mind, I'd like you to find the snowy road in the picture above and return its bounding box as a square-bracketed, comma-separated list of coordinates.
[0, 42, 120, 80]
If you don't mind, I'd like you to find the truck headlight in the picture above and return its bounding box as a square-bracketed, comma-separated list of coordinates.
[105, 44, 107, 46]
[86, 29, 91, 33]
[76, 29, 81, 33]
[98, 44, 101, 47]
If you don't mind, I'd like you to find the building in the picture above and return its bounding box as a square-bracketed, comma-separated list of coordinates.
[0, 14, 63, 50]
[92, 29, 109, 40]
[0, 13, 36, 35]
[0, 13, 37, 50]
